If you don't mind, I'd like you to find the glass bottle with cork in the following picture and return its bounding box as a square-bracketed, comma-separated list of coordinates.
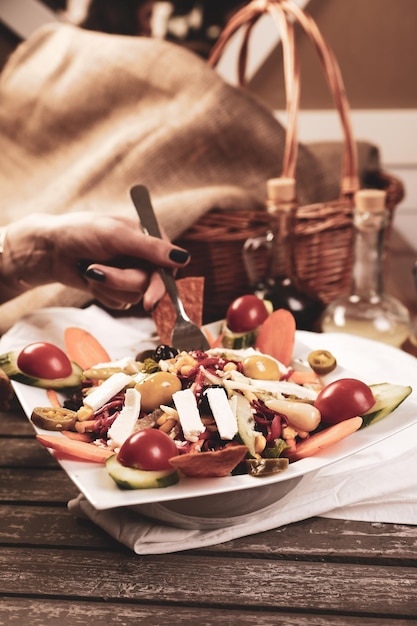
[243, 176, 324, 331]
[321, 188, 411, 347]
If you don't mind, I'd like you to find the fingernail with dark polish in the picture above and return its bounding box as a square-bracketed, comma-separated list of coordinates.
[169, 248, 190, 264]
[143, 298, 161, 314]
[150, 299, 161, 312]
[85, 268, 106, 282]
[77, 259, 94, 274]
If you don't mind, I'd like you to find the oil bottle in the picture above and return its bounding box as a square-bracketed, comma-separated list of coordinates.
[243, 177, 324, 331]
[321, 188, 411, 347]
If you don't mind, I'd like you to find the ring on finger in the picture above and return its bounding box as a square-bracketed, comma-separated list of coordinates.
[119, 302, 132, 311]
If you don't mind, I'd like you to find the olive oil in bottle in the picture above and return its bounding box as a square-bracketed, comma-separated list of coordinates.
[321, 189, 411, 347]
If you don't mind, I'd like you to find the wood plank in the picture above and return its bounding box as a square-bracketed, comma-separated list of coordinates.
[0, 468, 79, 502]
[202, 516, 417, 565]
[0, 549, 416, 617]
[2, 504, 417, 566]
[0, 504, 118, 549]
[0, 405, 33, 436]
[0, 598, 406, 626]
[0, 438, 58, 467]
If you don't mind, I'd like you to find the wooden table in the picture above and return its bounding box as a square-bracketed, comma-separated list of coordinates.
[1, 230, 416, 625]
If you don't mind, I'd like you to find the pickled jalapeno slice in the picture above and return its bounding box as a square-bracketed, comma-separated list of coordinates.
[307, 350, 337, 375]
[31, 407, 77, 431]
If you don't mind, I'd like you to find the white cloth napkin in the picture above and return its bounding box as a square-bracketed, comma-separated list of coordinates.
[69, 424, 417, 554]
[0, 305, 157, 356]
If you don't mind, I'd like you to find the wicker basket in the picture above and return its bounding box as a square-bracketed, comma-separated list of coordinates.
[176, 171, 403, 323]
[176, 1, 405, 323]
[175, 207, 271, 322]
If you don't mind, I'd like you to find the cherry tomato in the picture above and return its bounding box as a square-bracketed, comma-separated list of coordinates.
[117, 428, 178, 471]
[226, 295, 269, 333]
[315, 378, 375, 425]
[17, 342, 72, 379]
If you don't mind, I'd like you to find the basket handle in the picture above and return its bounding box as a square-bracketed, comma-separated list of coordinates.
[209, 0, 359, 198]
[209, 1, 300, 179]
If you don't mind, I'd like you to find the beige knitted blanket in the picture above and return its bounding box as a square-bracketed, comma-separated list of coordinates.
[0, 23, 379, 333]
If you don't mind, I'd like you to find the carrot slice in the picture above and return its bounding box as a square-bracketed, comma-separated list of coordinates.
[46, 389, 62, 408]
[36, 434, 113, 463]
[285, 416, 363, 462]
[289, 370, 322, 386]
[62, 430, 94, 443]
[64, 327, 111, 370]
[204, 327, 225, 349]
[255, 309, 296, 366]
[288, 371, 324, 391]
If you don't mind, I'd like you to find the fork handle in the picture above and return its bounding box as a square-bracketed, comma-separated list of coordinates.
[130, 185, 190, 321]
[131, 185, 163, 238]
[158, 267, 190, 321]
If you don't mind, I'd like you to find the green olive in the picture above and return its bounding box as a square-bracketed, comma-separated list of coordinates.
[241, 355, 281, 380]
[135, 372, 182, 413]
[31, 407, 77, 431]
[307, 350, 337, 375]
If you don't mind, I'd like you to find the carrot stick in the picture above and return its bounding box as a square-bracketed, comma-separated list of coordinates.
[74, 419, 97, 433]
[36, 434, 113, 463]
[255, 309, 296, 366]
[285, 416, 363, 462]
[64, 327, 111, 370]
[46, 389, 62, 408]
[62, 430, 94, 443]
[204, 327, 225, 349]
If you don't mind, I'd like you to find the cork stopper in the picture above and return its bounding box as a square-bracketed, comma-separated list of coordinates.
[267, 177, 296, 203]
[354, 189, 386, 213]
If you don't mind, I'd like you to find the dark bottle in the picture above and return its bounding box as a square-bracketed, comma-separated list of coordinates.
[243, 177, 324, 331]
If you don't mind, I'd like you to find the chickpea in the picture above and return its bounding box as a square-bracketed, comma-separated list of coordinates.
[241, 355, 280, 380]
[159, 418, 178, 433]
[254, 433, 267, 454]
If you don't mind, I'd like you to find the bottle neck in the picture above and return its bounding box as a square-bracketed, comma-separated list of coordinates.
[266, 200, 298, 280]
[351, 208, 388, 299]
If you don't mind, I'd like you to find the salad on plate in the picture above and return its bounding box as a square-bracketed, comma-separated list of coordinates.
[0, 288, 412, 493]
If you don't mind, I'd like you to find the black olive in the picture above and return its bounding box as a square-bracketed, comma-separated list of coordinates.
[135, 348, 155, 362]
[199, 384, 227, 415]
[152, 344, 179, 361]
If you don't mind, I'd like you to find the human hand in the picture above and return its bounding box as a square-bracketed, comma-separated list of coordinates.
[0, 213, 190, 311]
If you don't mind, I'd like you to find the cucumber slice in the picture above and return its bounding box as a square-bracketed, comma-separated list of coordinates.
[221, 326, 258, 350]
[106, 454, 179, 489]
[361, 383, 412, 428]
[233, 393, 258, 458]
[0, 350, 83, 389]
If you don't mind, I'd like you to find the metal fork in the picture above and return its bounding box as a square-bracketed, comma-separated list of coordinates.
[130, 185, 210, 352]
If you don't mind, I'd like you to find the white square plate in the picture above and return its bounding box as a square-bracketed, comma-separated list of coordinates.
[2, 306, 417, 511]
